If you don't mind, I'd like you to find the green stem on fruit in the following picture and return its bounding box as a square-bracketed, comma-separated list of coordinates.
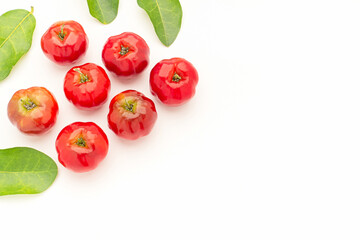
[119, 45, 129, 56]
[73, 68, 90, 83]
[75, 137, 87, 147]
[20, 99, 37, 111]
[58, 24, 66, 41]
[172, 72, 182, 82]
[123, 99, 136, 113]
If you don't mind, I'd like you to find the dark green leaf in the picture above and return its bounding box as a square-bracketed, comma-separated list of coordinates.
[87, 0, 119, 24]
[138, 0, 182, 47]
[0, 7, 36, 81]
[0, 147, 58, 196]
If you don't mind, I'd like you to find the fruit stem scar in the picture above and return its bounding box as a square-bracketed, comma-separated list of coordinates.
[119, 45, 130, 56]
[58, 24, 66, 41]
[75, 136, 87, 147]
[172, 72, 182, 82]
[20, 99, 37, 110]
[123, 99, 135, 113]
[73, 68, 90, 83]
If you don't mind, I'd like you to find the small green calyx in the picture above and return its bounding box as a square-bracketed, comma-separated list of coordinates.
[172, 72, 182, 82]
[21, 99, 37, 111]
[123, 99, 136, 113]
[119, 45, 130, 56]
[73, 68, 90, 83]
[75, 137, 87, 147]
[58, 24, 66, 41]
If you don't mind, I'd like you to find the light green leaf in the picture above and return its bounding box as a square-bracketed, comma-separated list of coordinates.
[0, 147, 58, 196]
[0, 7, 36, 81]
[138, 0, 182, 47]
[87, 0, 119, 24]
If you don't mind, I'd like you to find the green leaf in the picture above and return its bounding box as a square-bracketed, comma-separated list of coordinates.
[0, 147, 58, 196]
[138, 0, 182, 47]
[0, 7, 36, 81]
[87, 0, 119, 24]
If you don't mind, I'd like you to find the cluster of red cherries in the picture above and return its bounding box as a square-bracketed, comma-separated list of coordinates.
[7, 21, 199, 173]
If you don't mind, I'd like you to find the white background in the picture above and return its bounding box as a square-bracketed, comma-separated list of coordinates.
[0, 0, 360, 239]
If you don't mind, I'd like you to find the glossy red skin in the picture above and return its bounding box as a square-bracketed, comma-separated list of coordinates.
[102, 32, 150, 78]
[108, 90, 157, 140]
[41, 21, 88, 64]
[56, 122, 109, 173]
[7, 87, 59, 134]
[64, 63, 111, 110]
[150, 58, 199, 106]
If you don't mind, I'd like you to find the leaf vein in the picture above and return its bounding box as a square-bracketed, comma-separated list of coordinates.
[0, 9, 33, 49]
[154, 0, 168, 45]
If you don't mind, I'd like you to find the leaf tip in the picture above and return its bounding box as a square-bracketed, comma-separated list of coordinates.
[161, 38, 175, 47]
